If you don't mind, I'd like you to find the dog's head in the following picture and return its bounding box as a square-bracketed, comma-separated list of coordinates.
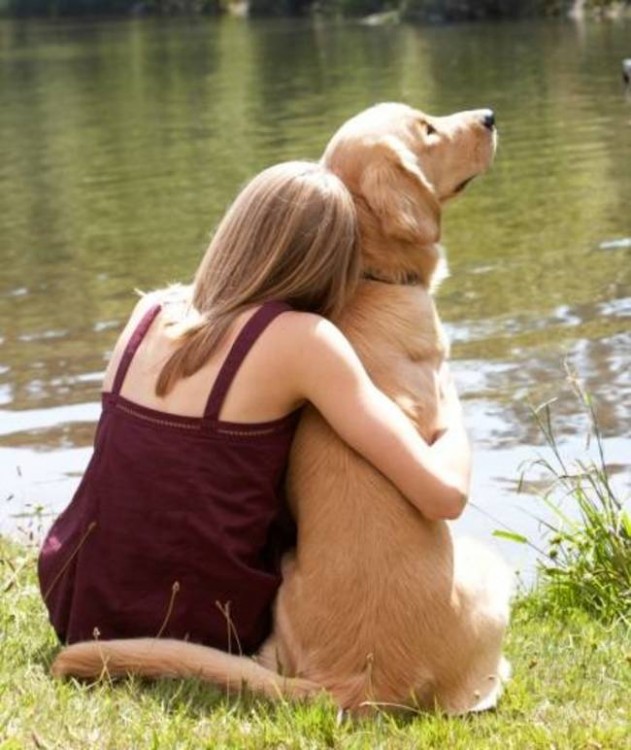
[322, 102, 497, 289]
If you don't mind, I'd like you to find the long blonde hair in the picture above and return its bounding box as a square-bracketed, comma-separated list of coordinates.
[155, 161, 360, 396]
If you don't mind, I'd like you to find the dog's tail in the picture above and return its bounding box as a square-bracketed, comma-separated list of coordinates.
[51, 639, 319, 700]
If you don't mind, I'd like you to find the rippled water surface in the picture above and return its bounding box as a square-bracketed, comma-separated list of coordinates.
[1, 16, 629, 571]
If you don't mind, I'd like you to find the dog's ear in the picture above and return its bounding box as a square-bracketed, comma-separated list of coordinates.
[359, 136, 440, 246]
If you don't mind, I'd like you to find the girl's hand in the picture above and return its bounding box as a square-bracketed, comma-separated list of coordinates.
[432, 361, 464, 442]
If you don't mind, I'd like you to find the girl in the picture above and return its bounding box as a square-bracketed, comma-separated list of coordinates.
[38, 161, 470, 655]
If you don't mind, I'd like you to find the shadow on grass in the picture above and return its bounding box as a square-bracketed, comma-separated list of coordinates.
[32, 640, 61, 670]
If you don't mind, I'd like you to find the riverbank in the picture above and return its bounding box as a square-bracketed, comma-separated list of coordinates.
[1, 0, 630, 21]
[1, 538, 629, 749]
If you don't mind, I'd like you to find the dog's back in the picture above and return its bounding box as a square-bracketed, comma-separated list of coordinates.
[274, 283, 464, 709]
[271, 104, 512, 713]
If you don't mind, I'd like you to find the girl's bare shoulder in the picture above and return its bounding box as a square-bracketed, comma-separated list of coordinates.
[102, 292, 164, 391]
[265, 309, 349, 359]
[270, 309, 341, 340]
[263, 310, 359, 389]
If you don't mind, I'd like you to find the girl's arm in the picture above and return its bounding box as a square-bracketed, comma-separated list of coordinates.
[292, 316, 470, 521]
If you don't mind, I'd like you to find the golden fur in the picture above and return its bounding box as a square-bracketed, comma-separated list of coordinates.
[52, 103, 512, 714]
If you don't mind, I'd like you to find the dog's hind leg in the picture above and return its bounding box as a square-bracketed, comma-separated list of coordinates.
[432, 536, 513, 714]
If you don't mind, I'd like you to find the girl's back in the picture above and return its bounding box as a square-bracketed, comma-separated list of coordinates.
[107, 293, 306, 423]
[39, 299, 300, 653]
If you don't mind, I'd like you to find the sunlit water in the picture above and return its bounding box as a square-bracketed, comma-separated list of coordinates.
[1, 16, 630, 577]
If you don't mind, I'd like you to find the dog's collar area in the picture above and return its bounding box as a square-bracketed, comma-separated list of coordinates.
[362, 270, 423, 286]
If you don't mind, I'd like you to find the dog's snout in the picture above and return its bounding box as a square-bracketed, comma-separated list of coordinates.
[481, 110, 495, 131]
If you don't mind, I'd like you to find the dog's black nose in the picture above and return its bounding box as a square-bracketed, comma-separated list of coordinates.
[482, 110, 495, 130]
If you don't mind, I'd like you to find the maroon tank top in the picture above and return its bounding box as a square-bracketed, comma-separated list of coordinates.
[38, 301, 299, 654]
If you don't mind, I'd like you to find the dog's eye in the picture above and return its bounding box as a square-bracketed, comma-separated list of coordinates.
[425, 123, 437, 136]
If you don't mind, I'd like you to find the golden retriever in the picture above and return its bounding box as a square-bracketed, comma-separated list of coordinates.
[52, 103, 512, 715]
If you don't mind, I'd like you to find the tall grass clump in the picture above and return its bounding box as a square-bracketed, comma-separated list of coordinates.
[520, 373, 631, 623]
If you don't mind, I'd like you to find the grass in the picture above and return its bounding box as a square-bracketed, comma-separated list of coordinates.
[504, 376, 631, 624]
[2, 380, 629, 748]
[1, 537, 630, 750]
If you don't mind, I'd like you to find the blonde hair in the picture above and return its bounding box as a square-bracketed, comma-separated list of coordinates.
[155, 161, 360, 396]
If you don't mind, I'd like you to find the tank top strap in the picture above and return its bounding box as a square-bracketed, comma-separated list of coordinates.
[111, 303, 162, 396]
[203, 301, 292, 420]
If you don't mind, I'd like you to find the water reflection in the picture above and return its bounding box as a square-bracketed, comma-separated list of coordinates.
[0, 17, 629, 566]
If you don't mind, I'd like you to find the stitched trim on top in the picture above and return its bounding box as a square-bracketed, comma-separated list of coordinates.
[115, 402, 286, 436]
[115, 403, 200, 430]
[216, 427, 280, 437]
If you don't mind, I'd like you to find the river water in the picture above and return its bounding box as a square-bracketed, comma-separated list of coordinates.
[1, 16, 629, 576]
